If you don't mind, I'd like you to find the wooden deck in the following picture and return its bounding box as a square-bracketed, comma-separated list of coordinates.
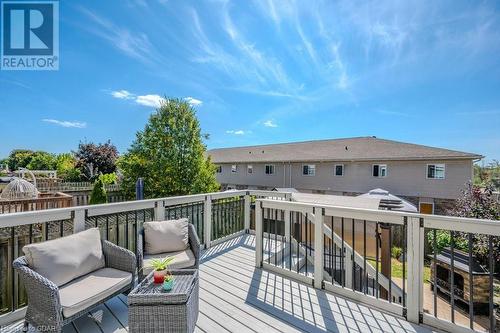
[3, 235, 437, 333]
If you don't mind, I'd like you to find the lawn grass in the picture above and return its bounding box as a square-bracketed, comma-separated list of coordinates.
[367, 258, 431, 282]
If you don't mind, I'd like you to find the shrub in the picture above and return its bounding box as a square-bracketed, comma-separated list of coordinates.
[89, 179, 108, 205]
[391, 246, 403, 260]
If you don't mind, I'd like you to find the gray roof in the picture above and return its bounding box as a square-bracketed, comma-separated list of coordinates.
[208, 137, 482, 163]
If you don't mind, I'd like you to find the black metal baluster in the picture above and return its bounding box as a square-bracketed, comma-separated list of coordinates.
[388, 225, 392, 302]
[105, 216, 109, 241]
[488, 236, 494, 333]
[433, 228, 437, 317]
[116, 214, 120, 245]
[352, 219, 356, 290]
[305, 213, 308, 275]
[341, 217, 345, 287]
[468, 233, 474, 330]
[331, 216, 335, 284]
[289, 211, 292, 271]
[375, 222, 379, 298]
[364, 220, 367, 294]
[450, 231, 455, 323]
[59, 220, 64, 237]
[402, 220, 407, 308]
[125, 213, 129, 250]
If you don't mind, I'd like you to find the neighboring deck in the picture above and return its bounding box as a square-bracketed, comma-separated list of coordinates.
[3, 235, 436, 333]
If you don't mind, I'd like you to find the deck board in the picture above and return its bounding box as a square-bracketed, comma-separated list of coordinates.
[2, 235, 436, 333]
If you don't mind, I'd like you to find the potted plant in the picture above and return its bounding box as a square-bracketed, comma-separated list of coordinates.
[149, 257, 174, 284]
[163, 272, 174, 291]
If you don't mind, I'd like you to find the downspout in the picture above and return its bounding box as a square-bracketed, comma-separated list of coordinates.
[283, 162, 286, 187]
[289, 162, 292, 187]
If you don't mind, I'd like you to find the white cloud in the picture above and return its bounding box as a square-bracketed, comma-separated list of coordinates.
[263, 120, 278, 128]
[111, 90, 134, 99]
[226, 130, 251, 135]
[135, 94, 165, 108]
[184, 97, 203, 106]
[42, 119, 87, 128]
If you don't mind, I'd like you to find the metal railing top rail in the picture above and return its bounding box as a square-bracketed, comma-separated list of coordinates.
[0, 190, 290, 228]
[257, 198, 500, 234]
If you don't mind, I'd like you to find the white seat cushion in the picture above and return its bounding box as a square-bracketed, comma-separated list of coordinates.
[142, 249, 195, 275]
[143, 218, 189, 254]
[59, 268, 132, 318]
[22, 228, 105, 286]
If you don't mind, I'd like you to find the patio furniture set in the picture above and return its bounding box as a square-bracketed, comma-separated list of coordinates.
[13, 217, 201, 333]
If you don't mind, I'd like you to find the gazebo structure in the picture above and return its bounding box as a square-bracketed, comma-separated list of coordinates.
[0, 177, 72, 214]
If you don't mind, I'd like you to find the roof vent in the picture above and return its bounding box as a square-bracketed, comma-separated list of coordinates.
[345, 146, 348, 150]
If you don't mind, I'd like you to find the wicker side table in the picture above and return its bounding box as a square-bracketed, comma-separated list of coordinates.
[128, 269, 199, 333]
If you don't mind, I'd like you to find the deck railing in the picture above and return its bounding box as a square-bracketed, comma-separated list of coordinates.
[0, 189, 289, 326]
[255, 199, 500, 333]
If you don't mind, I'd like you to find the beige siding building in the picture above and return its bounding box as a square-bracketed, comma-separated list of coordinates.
[208, 137, 483, 214]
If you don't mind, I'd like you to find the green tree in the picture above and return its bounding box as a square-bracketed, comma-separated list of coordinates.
[118, 98, 219, 199]
[7, 149, 35, 170]
[89, 178, 108, 205]
[56, 153, 82, 181]
[26, 151, 57, 170]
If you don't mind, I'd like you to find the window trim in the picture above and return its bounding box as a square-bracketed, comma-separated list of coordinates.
[334, 164, 344, 177]
[247, 164, 253, 174]
[216, 165, 222, 174]
[231, 164, 238, 173]
[426, 163, 445, 179]
[264, 164, 275, 175]
[302, 164, 316, 176]
[372, 164, 387, 178]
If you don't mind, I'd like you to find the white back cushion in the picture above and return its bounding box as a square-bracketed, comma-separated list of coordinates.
[144, 218, 189, 254]
[23, 228, 105, 286]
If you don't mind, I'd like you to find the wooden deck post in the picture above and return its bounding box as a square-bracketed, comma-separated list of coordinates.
[313, 207, 324, 289]
[255, 201, 263, 267]
[244, 194, 251, 231]
[154, 200, 165, 221]
[204, 195, 212, 249]
[406, 216, 423, 323]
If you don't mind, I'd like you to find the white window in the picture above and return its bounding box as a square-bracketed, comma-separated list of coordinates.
[231, 165, 237, 173]
[372, 164, 387, 178]
[427, 164, 445, 179]
[302, 164, 316, 176]
[247, 165, 253, 174]
[265, 164, 275, 175]
[216, 165, 222, 173]
[334, 164, 344, 176]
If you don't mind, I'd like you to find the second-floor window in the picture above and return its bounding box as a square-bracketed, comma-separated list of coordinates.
[303, 164, 316, 176]
[334, 164, 344, 176]
[216, 165, 222, 173]
[427, 164, 445, 179]
[265, 164, 275, 175]
[231, 165, 237, 173]
[373, 164, 387, 178]
[247, 165, 253, 174]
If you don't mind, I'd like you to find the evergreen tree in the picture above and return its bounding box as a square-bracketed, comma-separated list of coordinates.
[89, 178, 108, 205]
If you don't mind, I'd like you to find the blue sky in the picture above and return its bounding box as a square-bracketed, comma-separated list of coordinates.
[1, 0, 499, 161]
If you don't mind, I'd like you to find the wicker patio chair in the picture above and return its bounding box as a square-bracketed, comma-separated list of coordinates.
[137, 221, 200, 281]
[13, 238, 136, 333]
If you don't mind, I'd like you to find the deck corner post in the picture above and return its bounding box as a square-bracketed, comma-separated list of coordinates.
[73, 208, 86, 233]
[244, 194, 251, 231]
[313, 207, 324, 289]
[204, 195, 212, 249]
[154, 200, 165, 221]
[406, 216, 423, 323]
[255, 200, 263, 267]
